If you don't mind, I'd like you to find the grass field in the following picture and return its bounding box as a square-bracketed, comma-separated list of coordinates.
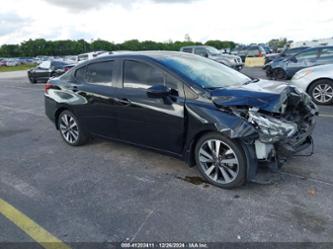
[0, 64, 35, 72]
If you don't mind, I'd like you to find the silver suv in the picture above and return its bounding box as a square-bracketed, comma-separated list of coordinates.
[180, 46, 243, 71]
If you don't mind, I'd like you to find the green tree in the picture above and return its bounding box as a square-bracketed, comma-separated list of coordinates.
[205, 40, 236, 50]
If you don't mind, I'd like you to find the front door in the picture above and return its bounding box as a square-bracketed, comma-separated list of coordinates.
[116, 59, 185, 154]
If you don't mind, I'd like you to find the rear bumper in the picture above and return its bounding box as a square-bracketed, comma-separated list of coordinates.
[44, 95, 58, 126]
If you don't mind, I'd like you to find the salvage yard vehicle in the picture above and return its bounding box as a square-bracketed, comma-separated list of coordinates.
[291, 64, 333, 105]
[77, 51, 108, 62]
[28, 60, 72, 83]
[180, 46, 243, 71]
[44, 52, 318, 189]
[265, 46, 333, 80]
[231, 45, 267, 62]
[264, 46, 309, 65]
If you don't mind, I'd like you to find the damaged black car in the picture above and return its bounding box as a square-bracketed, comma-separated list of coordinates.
[44, 51, 318, 189]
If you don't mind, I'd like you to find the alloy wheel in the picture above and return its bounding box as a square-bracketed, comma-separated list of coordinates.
[198, 139, 239, 184]
[312, 83, 333, 104]
[59, 114, 79, 144]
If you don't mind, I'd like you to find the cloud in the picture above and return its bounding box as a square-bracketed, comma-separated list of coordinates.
[44, 0, 199, 11]
[0, 12, 29, 36]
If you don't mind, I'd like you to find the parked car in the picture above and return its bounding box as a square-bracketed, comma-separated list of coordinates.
[266, 46, 333, 80]
[77, 51, 108, 62]
[231, 45, 266, 62]
[0, 59, 6, 67]
[264, 46, 309, 65]
[291, 64, 333, 105]
[27, 60, 71, 83]
[5, 59, 20, 67]
[180, 46, 243, 71]
[44, 51, 317, 189]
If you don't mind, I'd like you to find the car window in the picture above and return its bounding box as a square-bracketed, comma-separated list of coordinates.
[39, 61, 51, 69]
[296, 49, 319, 60]
[160, 54, 251, 89]
[320, 48, 333, 59]
[194, 48, 208, 56]
[124, 60, 165, 89]
[52, 61, 67, 69]
[85, 61, 114, 85]
[182, 48, 193, 53]
[75, 66, 86, 82]
[247, 47, 259, 57]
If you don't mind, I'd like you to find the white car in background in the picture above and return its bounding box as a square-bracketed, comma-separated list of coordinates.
[291, 64, 333, 105]
[77, 51, 108, 62]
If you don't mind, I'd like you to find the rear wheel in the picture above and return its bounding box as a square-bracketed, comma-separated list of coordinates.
[308, 79, 333, 105]
[195, 133, 246, 189]
[57, 110, 88, 146]
[273, 68, 287, 80]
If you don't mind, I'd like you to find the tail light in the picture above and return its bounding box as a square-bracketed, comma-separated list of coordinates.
[258, 52, 263, 57]
[44, 82, 53, 94]
[64, 66, 70, 72]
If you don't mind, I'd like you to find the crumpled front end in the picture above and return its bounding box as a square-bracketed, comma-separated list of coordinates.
[247, 87, 318, 162]
[211, 82, 318, 180]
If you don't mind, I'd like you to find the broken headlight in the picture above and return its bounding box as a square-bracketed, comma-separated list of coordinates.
[248, 109, 298, 143]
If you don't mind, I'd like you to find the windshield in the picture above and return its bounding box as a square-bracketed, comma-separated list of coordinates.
[206, 46, 221, 56]
[160, 54, 251, 89]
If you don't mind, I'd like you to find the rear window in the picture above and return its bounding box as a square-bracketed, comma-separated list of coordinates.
[86, 61, 114, 85]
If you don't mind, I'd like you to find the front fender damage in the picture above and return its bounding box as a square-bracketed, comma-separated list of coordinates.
[186, 83, 318, 183]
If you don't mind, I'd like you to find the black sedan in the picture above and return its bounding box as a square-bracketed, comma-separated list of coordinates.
[44, 52, 318, 189]
[28, 60, 74, 83]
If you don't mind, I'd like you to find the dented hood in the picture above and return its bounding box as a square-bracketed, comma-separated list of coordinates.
[211, 80, 298, 113]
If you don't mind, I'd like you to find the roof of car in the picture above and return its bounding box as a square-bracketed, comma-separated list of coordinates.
[78, 50, 197, 65]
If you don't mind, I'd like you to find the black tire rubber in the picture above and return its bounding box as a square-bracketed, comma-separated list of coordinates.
[194, 132, 247, 189]
[308, 79, 333, 105]
[57, 110, 89, 146]
[29, 77, 37, 84]
[273, 68, 287, 80]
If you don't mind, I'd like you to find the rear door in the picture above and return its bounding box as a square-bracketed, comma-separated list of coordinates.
[69, 60, 121, 139]
[116, 59, 185, 154]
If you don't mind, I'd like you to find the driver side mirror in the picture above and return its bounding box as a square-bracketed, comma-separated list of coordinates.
[147, 84, 170, 98]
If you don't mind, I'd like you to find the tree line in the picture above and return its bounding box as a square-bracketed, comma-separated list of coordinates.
[0, 39, 237, 57]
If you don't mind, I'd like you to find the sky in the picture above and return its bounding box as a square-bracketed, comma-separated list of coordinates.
[0, 0, 332, 45]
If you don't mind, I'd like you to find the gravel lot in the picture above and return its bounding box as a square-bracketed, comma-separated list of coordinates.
[1, 68, 333, 244]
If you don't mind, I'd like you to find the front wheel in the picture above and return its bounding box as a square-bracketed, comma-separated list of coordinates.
[308, 80, 333, 105]
[29, 77, 37, 84]
[273, 68, 287, 80]
[195, 133, 247, 189]
[57, 110, 88, 146]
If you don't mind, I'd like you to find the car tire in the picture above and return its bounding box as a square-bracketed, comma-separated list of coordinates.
[57, 110, 89, 146]
[195, 132, 247, 189]
[29, 77, 37, 84]
[273, 68, 287, 80]
[308, 79, 333, 105]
